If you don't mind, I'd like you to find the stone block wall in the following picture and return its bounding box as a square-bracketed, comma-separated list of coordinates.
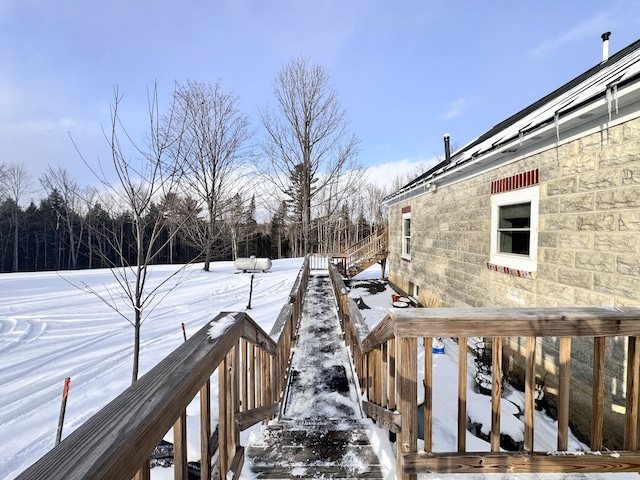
[388, 116, 640, 448]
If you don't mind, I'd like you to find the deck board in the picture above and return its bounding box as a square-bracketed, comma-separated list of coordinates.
[245, 275, 384, 479]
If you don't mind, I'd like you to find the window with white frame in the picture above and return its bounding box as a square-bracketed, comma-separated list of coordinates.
[402, 211, 411, 260]
[490, 185, 539, 272]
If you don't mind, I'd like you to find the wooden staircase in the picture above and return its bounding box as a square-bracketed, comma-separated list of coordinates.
[337, 226, 388, 279]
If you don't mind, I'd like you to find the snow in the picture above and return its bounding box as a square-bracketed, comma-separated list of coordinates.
[0, 258, 302, 480]
[2, 259, 638, 480]
[207, 313, 239, 338]
[346, 267, 639, 480]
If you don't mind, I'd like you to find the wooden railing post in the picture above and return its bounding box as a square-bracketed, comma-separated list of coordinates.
[242, 340, 248, 412]
[381, 341, 389, 409]
[389, 338, 396, 411]
[524, 336, 536, 451]
[457, 336, 467, 452]
[200, 379, 212, 480]
[625, 336, 640, 450]
[558, 337, 572, 451]
[133, 459, 150, 480]
[371, 346, 381, 404]
[491, 336, 502, 452]
[397, 337, 417, 480]
[174, 411, 187, 479]
[423, 337, 432, 453]
[592, 336, 605, 451]
[219, 344, 238, 478]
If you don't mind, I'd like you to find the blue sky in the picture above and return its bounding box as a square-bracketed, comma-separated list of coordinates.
[1, 0, 640, 195]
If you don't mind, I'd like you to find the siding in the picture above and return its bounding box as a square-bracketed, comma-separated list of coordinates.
[388, 116, 640, 448]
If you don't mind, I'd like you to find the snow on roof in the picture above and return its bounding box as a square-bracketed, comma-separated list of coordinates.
[386, 37, 640, 204]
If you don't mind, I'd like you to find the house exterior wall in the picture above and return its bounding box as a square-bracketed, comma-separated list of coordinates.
[388, 116, 640, 448]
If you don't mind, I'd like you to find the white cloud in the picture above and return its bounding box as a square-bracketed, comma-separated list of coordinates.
[439, 98, 466, 121]
[365, 157, 438, 190]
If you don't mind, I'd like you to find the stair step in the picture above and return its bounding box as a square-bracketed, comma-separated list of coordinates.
[247, 424, 383, 479]
[248, 466, 383, 479]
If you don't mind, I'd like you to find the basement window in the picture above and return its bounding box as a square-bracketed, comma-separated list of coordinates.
[402, 211, 411, 260]
[490, 186, 539, 272]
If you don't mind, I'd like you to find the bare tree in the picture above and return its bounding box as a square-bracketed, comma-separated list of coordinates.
[259, 56, 362, 254]
[0, 163, 33, 272]
[389, 141, 459, 193]
[167, 80, 253, 271]
[40, 167, 86, 269]
[389, 163, 432, 193]
[364, 182, 388, 230]
[74, 86, 193, 383]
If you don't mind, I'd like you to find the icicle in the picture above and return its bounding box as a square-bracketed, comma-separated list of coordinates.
[614, 84, 619, 114]
[555, 112, 560, 143]
[607, 87, 612, 122]
[519, 131, 524, 147]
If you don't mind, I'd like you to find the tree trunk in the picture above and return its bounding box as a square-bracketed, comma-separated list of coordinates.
[13, 211, 18, 272]
[66, 218, 77, 269]
[204, 204, 216, 271]
[231, 229, 238, 260]
[132, 220, 145, 384]
[132, 316, 141, 383]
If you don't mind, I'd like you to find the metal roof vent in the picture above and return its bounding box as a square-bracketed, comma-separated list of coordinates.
[444, 134, 451, 163]
[602, 32, 611, 62]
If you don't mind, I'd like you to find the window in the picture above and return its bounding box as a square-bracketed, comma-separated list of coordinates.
[490, 186, 539, 272]
[499, 203, 531, 255]
[409, 281, 419, 298]
[402, 212, 411, 260]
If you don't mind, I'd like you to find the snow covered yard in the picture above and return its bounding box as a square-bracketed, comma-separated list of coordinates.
[3, 259, 639, 480]
[0, 258, 302, 480]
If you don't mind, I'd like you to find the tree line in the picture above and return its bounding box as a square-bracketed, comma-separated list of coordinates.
[2, 56, 407, 382]
[0, 172, 387, 274]
[0, 57, 393, 275]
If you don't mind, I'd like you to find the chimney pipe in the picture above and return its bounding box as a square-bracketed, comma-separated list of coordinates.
[444, 134, 451, 163]
[602, 31, 611, 62]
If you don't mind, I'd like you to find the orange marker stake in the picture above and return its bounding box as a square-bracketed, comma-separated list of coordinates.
[56, 377, 71, 445]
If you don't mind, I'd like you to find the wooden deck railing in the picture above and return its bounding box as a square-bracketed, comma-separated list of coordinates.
[309, 226, 388, 278]
[16, 257, 311, 480]
[341, 225, 388, 259]
[329, 263, 640, 479]
[335, 226, 388, 278]
[309, 252, 334, 271]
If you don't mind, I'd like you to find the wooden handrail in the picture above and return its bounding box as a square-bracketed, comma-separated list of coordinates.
[15, 312, 274, 479]
[332, 226, 388, 278]
[341, 225, 388, 258]
[328, 263, 640, 478]
[313, 227, 388, 278]
[17, 258, 313, 480]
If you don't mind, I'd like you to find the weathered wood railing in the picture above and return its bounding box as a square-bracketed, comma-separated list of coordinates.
[270, 256, 310, 416]
[341, 225, 388, 259]
[17, 257, 311, 480]
[330, 263, 640, 479]
[336, 226, 388, 278]
[309, 252, 334, 271]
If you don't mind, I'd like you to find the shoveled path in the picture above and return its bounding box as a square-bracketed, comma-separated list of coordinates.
[245, 274, 385, 479]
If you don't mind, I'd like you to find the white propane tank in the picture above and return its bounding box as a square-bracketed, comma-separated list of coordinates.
[234, 256, 272, 272]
